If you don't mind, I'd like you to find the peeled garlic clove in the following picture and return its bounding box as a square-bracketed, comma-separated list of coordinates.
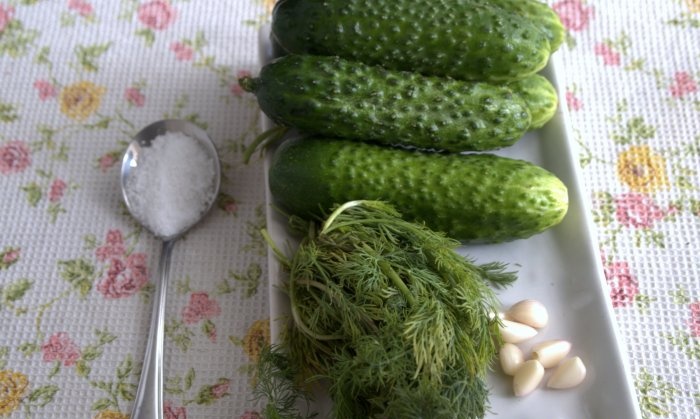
[532, 340, 572, 369]
[547, 356, 587, 389]
[499, 343, 524, 376]
[513, 359, 545, 397]
[500, 319, 538, 343]
[505, 299, 549, 328]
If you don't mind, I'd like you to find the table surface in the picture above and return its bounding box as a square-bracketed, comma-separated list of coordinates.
[1, 1, 698, 418]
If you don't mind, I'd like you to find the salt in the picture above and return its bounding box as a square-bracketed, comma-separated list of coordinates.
[125, 131, 217, 238]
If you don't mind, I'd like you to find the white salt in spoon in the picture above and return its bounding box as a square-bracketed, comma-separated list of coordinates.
[120, 119, 221, 419]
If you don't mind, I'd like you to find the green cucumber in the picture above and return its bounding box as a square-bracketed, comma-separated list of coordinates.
[240, 55, 531, 153]
[509, 74, 559, 129]
[477, 0, 565, 52]
[271, 0, 551, 82]
[268, 136, 569, 242]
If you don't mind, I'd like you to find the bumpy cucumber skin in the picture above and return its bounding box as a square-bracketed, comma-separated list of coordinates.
[244, 55, 531, 152]
[271, 0, 551, 82]
[475, 0, 565, 52]
[269, 137, 569, 243]
[509, 74, 559, 129]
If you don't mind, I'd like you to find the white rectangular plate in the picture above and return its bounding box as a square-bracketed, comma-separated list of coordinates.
[258, 24, 642, 419]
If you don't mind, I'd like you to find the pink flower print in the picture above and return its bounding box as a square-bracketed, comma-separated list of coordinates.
[566, 91, 582, 111]
[230, 84, 244, 97]
[67, 0, 93, 17]
[170, 41, 194, 61]
[0, 4, 14, 33]
[138, 0, 176, 30]
[0, 140, 31, 175]
[96, 253, 149, 299]
[124, 87, 145, 107]
[669, 71, 698, 98]
[224, 201, 238, 214]
[211, 379, 230, 399]
[95, 229, 126, 261]
[594, 43, 621, 66]
[34, 80, 58, 101]
[41, 332, 81, 367]
[603, 260, 639, 308]
[2, 248, 20, 265]
[182, 292, 221, 324]
[164, 401, 187, 419]
[48, 178, 67, 203]
[553, 0, 593, 32]
[689, 302, 700, 337]
[239, 412, 262, 419]
[614, 192, 670, 229]
[98, 152, 117, 172]
[231, 70, 252, 97]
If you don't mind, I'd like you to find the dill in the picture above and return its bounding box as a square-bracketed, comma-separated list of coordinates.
[262, 200, 517, 419]
[252, 344, 318, 419]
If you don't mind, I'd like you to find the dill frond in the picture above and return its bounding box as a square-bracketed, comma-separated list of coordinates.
[270, 200, 518, 419]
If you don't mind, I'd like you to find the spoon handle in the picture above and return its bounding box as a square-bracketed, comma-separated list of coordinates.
[131, 240, 175, 419]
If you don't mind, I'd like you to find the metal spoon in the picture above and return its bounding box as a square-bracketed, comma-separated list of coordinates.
[120, 119, 221, 419]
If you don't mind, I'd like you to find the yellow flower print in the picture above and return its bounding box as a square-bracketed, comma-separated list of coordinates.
[242, 318, 270, 363]
[0, 370, 29, 416]
[616, 145, 668, 193]
[93, 410, 129, 419]
[59, 81, 106, 121]
[686, 0, 700, 13]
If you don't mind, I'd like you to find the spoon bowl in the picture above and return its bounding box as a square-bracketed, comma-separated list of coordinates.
[120, 119, 221, 419]
[121, 119, 221, 241]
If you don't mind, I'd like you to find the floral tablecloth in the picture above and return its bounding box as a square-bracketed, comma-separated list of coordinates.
[0, 1, 698, 418]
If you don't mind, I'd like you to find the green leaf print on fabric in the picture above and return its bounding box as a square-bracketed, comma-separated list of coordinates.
[0, 9, 39, 58]
[217, 263, 262, 298]
[24, 384, 60, 414]
[664, 330, 700, 360]
[58, 258, 96, 299]
[74, 43, 112, 72]
[165, 319, 194, 352]
[75, 329, 118, 378]
[637, 369, 680, 418]
[165, 367, 195, 396]
[190, 378, 231, 405]
[0, 101, 19, 123]
[1, 277, 32, 305]
[667, 0, 700, 28]
[90, 354, 137, 414]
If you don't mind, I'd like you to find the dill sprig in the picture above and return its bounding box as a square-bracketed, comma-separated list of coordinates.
[252, 344, 318, 419]
[264, 200, 517, 419]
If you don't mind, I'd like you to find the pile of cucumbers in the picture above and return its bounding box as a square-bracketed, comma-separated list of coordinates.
[242, 0, 570, 243]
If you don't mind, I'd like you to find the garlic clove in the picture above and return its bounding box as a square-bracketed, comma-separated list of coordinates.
[531, 340, 572, 369]
[505, 299, 549, 329]
[547, 356, 587, 389]
[500, 319, 538, 343]
[513, 359, 545, 397]
[499, 343, 524, 376]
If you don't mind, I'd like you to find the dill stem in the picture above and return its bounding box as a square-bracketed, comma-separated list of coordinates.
[378, 259, 415, 306]
[242, 125, 288, 164]
[320, 199, 365, 234]
[261, 228, 291, 267]
[289, 278, 343, 341]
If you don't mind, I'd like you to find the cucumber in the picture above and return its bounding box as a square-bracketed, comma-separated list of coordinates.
[271, 0, 551, 82]
[476, 0, 565, 52]
[269, 137, 569, 242]
[509, 74, 559, 129]
[240, 55, 532, 153]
